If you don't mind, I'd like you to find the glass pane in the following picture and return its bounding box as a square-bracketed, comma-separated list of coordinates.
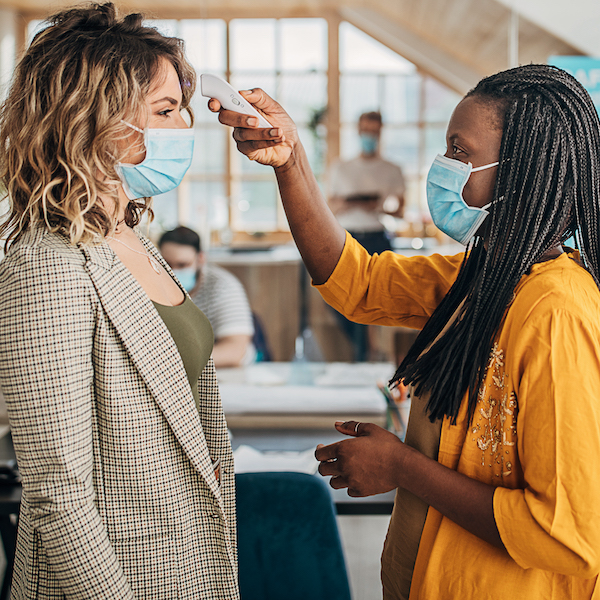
[424, 125, 448, 172]
[298, 125, 326, 178]
[230, 73, 277, 99]
[279, 73, 327, 124]
[280, 19, 327, 71]
[340, 124, 362, 161]
[340, 74, 380, 123]
[230, 20, 276, 72]
[146, 20, 178, 37]
[190, 126, 226, 175]
[381, 126, 420, 178]
[188, 181, 229, 233]
[233, 179, 278, 230]
[424, 77, 461, 123]
[180, 20, 226, 73]
[381, 74, 422, 124]
[340, 22, 416, 74]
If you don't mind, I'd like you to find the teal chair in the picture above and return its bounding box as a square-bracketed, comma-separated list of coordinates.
[235, 472, 352, 600]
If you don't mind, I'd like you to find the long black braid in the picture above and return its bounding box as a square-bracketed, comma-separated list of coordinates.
[390, 64, 600, 424]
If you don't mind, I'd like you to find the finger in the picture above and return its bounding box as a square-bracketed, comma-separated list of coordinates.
[317, 461, 340, 477]
[329, 476, 349, 490]
[208, 98, 221, 112]
[239, 88, 282, 113]
[315, 444, 335, 464]
[218, 109, 262, 129]
[334, 420, 376, 437]
[235, 140, 285, 154]
[233, 127, 283, 143]
[334, 420, 362, 437]
[348, 488, 366, 498]
[314, 442, 339, 462]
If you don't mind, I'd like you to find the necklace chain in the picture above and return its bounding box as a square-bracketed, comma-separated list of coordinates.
[107, 236, 161, 274]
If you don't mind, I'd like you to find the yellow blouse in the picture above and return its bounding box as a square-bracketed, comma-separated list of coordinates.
[316, 232, 600, 600]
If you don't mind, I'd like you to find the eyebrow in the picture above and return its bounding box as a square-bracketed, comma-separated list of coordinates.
[151, 96, 180, 105]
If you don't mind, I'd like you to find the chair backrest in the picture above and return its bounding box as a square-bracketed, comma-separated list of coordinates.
[235, 472, 352, 600]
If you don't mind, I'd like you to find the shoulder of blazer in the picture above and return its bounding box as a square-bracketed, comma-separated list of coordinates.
[2, 225, 115, 274]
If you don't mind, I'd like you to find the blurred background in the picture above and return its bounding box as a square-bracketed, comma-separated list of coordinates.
[0, 3, 599, 597]
[1, 0, 598, 365]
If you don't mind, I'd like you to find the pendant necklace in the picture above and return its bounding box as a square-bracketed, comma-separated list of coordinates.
[108, 236, 161, 274]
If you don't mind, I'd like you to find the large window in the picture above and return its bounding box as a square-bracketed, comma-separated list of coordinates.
[339, 23, 461, 222]
[148, 18, 328, 243]
[26, 17, 460, 243]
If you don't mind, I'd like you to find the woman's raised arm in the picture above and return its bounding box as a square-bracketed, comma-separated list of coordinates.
[210, 89, 346, 284]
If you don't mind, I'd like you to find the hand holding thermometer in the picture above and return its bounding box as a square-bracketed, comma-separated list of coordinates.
[200, 74, 273, 129]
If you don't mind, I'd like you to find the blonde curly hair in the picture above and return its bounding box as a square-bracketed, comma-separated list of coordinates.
[0, 2, 196, 248]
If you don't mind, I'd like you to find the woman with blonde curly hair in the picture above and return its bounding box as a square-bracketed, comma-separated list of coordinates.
[0, 3, 238, 598]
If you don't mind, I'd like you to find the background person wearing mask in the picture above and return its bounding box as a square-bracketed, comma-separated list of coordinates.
[328, 111, 406, 360]
[159, 226, 255, 368]
[328, 111, 406, 256]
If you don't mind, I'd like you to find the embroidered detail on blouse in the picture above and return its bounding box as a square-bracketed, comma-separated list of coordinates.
[471, 343, 518, 478]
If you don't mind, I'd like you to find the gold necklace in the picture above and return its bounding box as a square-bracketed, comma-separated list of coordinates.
[107, 236, 161, 274]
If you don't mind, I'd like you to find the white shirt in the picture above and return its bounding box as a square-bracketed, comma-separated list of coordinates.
[328, 155, 405, 232]
[191, 264, 256, 364]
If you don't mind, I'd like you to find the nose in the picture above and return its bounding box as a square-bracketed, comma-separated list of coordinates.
[174, 110, 190, 129]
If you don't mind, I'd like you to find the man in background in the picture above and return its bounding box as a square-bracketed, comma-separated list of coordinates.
[159, 226, 256, 368]
[328, 110, 405, 255]
[327, 111, 406, 361]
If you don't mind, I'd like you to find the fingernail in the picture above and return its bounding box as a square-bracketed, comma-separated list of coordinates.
[247, 117, 258, 127]
[335, 421, 344, 426]
[269, 128, 279, 137]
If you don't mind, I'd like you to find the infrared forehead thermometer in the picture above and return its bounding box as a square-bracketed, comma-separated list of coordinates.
[200, 74, 273, 129]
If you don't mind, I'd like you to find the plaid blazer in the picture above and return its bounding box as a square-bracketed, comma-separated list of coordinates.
[0, 225, 239, 599]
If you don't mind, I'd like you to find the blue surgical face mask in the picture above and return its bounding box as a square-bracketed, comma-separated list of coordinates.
[173, 267, 197, 292]
[426, 154, 499, 245]
[359, 133, 379, 156]
[116, 121, 195, 200]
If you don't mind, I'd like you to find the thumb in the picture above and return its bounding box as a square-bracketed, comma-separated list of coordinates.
[240, 88, 285, 115]
[334, 420, 370, 437]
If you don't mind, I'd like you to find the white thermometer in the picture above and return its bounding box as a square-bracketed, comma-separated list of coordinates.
[200, 73, 273, 129]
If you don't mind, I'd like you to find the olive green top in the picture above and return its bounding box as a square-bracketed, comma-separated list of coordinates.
[153, 295, 214, 411]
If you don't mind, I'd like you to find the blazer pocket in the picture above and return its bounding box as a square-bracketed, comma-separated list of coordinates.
[112, 533, 180, 599]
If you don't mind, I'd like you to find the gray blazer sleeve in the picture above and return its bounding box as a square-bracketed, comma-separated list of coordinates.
[0, 246, 134, 599]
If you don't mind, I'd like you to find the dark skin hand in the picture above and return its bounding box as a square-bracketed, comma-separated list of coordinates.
[315, 421, 504, 549]
[209, 90, 547, 551]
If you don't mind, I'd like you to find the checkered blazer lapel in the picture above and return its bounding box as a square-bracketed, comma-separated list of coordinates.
[79, 238, 225, 512]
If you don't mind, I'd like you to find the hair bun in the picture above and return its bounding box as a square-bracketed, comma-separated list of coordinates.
[50, 2, 117, 33]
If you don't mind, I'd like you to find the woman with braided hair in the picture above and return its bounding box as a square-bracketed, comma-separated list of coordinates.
[210, 64, 600, 598]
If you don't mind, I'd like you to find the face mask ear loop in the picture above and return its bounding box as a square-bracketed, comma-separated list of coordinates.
[471, 161, 499, 173]
[120, 120, 144, 134]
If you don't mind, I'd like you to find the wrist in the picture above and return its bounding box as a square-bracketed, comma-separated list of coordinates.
[392, 441, 418, 491]
[274, 139, 303, 175]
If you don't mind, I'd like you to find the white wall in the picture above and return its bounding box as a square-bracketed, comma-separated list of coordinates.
[496, 0, 600, 57]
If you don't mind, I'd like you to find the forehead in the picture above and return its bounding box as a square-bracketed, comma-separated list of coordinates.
[147, 58, 182, 100]
[160, 241, 197, 261]
[359, 117, 381, 130]
[446, 96, 503, 147]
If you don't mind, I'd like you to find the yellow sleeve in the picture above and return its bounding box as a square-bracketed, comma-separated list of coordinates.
[314, 231, 464, 329]
[495, 307, 600, 577]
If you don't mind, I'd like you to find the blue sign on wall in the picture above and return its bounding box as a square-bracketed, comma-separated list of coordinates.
[549, 56, 600, 115]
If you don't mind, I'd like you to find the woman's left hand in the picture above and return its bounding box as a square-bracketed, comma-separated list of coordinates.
[315, 421, 405, 497]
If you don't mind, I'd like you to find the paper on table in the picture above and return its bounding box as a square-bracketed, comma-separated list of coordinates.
[233, 444, 318, 474]
[220, 384, 386, 414]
